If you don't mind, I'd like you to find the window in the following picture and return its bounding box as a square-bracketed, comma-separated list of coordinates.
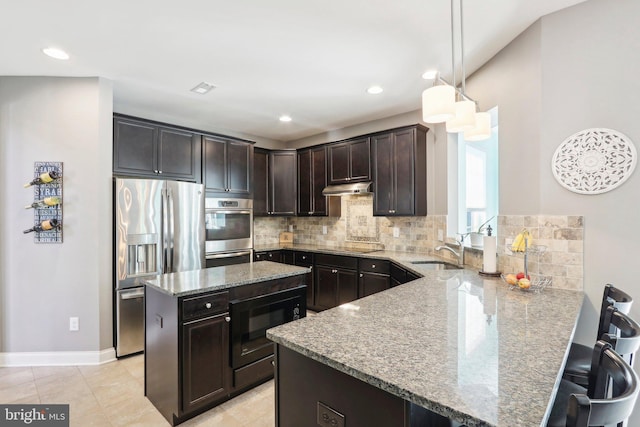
[449, 107, 499, 243]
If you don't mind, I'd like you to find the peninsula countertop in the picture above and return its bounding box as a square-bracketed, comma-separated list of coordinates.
[267, 267, 584, 427]
[142, 261, 310, 297]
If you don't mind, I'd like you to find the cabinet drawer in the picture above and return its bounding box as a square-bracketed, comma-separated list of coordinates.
[315, 253, 358, 270]
[234, 354, 274, 389]
[359, 259, 389, 274]
[390, 262, 407, 282]
[294, 251, 314, 266]
[182, 292, 229, 321]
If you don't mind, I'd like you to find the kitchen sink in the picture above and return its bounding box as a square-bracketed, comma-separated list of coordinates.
[409, 261, 462, 270]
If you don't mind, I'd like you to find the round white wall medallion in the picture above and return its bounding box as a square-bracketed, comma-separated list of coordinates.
[552, 128, 637, 194]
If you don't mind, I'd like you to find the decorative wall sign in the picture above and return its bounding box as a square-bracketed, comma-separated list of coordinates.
[552, 128, 636, 194]
[346, 195, 379, 243]
[28, 162, 63, 243]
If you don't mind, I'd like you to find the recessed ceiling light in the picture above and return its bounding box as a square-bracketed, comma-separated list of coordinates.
[422, 70, 438, 80]
[190, 82, 216, 94]
[42, 47, 69, 60]
[367, 86, 383, 95]
[279, 115, 292, 122]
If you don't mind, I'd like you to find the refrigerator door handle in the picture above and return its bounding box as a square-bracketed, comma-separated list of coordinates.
[167, 187, 176, 273]
[162, 187, 169, 274]
[120, 288, 145, 300]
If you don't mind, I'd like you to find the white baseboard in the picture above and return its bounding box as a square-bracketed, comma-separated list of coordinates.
[0, 347, 117, 367]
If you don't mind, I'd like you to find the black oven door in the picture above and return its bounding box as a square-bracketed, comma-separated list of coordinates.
[230, 285, 306, 369]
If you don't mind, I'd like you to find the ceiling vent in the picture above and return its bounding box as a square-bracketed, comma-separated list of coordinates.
[190, 82, 216, 94]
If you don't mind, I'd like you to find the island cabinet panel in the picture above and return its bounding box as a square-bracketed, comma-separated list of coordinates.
[113, 116, 201, 182]
[202, 135, 252, 198]
[294, 251, 315, 309]
[314, 254, 358, 310]
[275, 345, 408, 427]
[328, 137, 371, 184]
[181, 313, 229, 413]
[372, 125, 428, 216]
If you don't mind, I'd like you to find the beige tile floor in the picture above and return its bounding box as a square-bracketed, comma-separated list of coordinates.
[0, 354, 275, 427]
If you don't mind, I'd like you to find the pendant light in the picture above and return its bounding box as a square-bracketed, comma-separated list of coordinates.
[464, 111, 491, 141]
[422, 85, 455, 123]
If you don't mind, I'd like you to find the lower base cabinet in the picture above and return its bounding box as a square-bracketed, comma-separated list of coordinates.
[314, 254, 358, 310]
[275, 345, 408, 427]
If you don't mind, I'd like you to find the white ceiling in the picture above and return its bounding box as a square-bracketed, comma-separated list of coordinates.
[1, 0, 586, 142]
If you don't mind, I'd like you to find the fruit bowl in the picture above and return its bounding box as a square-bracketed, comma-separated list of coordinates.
[501, 273, 552, 293]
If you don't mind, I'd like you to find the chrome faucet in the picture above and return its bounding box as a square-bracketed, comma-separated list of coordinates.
[435, 234, 465, 267]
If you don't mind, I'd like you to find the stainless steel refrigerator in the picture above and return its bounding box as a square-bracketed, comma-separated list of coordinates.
[114, 178, 205, 357]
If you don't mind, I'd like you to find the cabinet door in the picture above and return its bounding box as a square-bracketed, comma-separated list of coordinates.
[372, 133, 394, 215]
[348, 138, 371, 182]
[253, 149, 269, 216]
[182, 313, 230, 413]
[113, 117, 158, 177]
[203, 136, 227, 193]
[269, 151, 296, 215]
[393, 129, 416, 215]
[157, 127, 200, 181]
[359, 272, 390, 297]
[227, 141, 252, 196]
[281, 250, 294, 265]
[297, 149, 312, 215]
[328, 143, 350, 184]
[311, 147, 328, 215]
[315, 265, 338, 310]
[337, 269, 358, 305]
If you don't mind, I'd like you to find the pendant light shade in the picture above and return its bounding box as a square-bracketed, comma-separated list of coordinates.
[446, 100, 476, 133]
[422, 85, 456, 123]
[464, 112, 491, 141]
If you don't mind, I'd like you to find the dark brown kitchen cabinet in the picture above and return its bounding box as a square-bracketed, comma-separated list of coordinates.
[297, 146, 340, 217]
[328, 137, 371, 184]
[314, 254, 358, 310]
[371, 125, 428, 216]
[113, 116, 201, 182]
[202, 135, 252, 198]
[182, 312, 230, 413]
[253, 149, 296, 216]
[358, 259, 390, 297]
[294, 251, 315, 309]
[254, 250, 282, 263]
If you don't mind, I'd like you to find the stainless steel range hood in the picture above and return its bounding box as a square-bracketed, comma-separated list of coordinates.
[322, 182, 372, 196]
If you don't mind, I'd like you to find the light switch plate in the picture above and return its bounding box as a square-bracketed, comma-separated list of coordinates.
[393, 227, 400, 238]
[438, 229, 444, 241]
[322, 226, 327, 235]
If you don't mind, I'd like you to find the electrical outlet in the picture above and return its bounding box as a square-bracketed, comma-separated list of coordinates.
[438, 229, 444, 241]
[69, 317, 79, 331]
[393, 227, 400, 238]
[322, 225, 327, 235]
[288, 225, 294, 232]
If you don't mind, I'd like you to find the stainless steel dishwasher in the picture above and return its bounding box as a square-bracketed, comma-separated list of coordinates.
[115, 287, 145, 357]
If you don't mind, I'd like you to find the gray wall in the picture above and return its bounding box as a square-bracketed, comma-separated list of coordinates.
[464, 0, 640, 422]
[0, 77, 113, 354]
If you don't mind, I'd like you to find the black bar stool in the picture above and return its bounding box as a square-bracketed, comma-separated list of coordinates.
[547, 339, 639, 427]
[563, 284, 633, 386]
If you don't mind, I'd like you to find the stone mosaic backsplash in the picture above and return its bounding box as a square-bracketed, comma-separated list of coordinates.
[253, 198, 584, 291]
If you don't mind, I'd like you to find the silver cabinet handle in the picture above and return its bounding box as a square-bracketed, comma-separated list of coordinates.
[271, 360, 275, 366]
[302, 256, 306, 260]
[158, 170, 163, 174]
[359, 273, 363, 277]
[225, 316, 231, 322]
[205, 302, 212, 309]
[372, 264, 376, 268]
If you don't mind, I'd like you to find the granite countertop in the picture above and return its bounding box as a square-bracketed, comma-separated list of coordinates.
[142, 261, 310, 297]
[267, 268, 584, 427]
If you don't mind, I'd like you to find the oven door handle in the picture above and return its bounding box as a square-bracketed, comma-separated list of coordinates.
[206, 251, 252, 260]
[206, 210, 252, 215]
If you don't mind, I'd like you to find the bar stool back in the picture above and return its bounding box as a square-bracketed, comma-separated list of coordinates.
[563, 284, 633, 385]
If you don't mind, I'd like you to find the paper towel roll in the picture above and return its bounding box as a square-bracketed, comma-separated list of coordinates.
[483, 235, 497, 273]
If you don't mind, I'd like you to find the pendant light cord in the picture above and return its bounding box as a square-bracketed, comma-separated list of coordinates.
[450, 0, 456, 99]
[460, 0, 466, 95]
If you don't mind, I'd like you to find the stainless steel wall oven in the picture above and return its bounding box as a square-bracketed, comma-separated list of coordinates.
[205, 198, 253, 267]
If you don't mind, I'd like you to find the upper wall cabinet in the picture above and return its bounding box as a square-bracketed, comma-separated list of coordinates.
[328, 137, 371, 184]
[113, 115, 201, 182]
[203, 135, 253, 198]
[371, 125, 428, 216]
[297, 146, 340, 217]
[253, 149, 297, 216]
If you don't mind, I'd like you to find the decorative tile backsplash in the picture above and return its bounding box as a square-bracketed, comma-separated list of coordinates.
[253, 198, 584, 291]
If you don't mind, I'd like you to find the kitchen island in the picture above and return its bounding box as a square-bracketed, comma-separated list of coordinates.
[143, 261, 309, 426]
[267, 267, 584, 427]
